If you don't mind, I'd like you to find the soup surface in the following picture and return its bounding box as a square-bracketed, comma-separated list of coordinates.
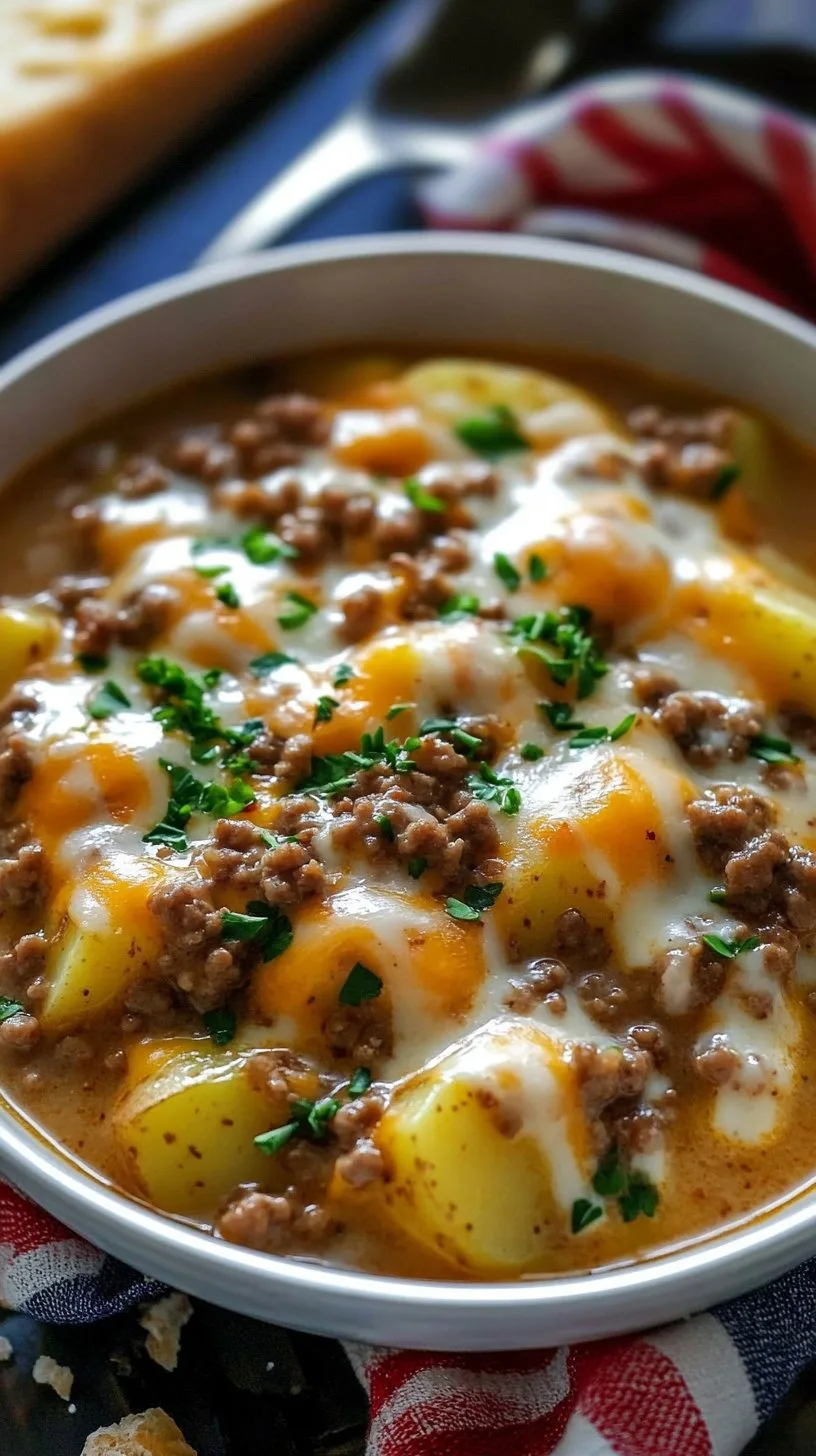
[2, 349, 816, 1282]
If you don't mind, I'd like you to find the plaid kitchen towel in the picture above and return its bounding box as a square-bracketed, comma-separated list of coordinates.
[6, 69, 816, 1456]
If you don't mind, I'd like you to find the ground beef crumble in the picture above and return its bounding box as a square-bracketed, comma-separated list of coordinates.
[628, 403, 737, 496]
[652, 690, 765, 767]
[72, 581, 179, 658]
[146, 880, 241, 1013]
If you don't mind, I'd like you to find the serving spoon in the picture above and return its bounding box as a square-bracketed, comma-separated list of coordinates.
[200, 0, 659, 264]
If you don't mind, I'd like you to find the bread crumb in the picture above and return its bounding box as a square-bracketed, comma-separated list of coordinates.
[81, 1407, 197, 1455]
[0, 1336, 13, 1362]
[32, 1354, 74, 1401]
[138, 1292, 192, 1372]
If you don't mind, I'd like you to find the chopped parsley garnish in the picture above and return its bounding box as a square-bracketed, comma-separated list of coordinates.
[467, 761, 521, 815]
[338, 962, 383, 1006]
[407, 857, 428, 879]
[255, 1095, 341, 1157]
[203, 1006, 236, 1046]
[375, 813, 395, 841]
[0, 996, 26, 1023]
[494, 553, 521, 593]
[87, 680, 132, 720]
[242, 526, 299, 565]
[386, 702, 414, 720]
[710, 461, 741, 502]
[708, 886, 728, 905]
[404, 476, 445, 513]
[215, 581, 241, 609]
[76, 652, 108, 674]
[701, 932, 760, 960]
[418, 715, 481, 756]
[298, 726, 418, 797]
[529, 553, 547, 584]
[249, 650, 299, 677]
[748, 732, 800, 766]
[222, 900, 293, 962]
[568, 714, 637, 751]
[445, 882, 503, 922]
[194, 563, 229, 580]
[510, 605, 608, 699]
[333, 663, 355, 688]
[571, 1198, 603, 1235]
[313, 695, 339, 726]
[143, 760, 255, 854]
[258, 827, 298, 849]
[520, 742, 545, 761]
[348, 1066, 372, 1097]
[438, 593, 480, 622]
[278, 591, 317, 630]
[541, 701, 584, 731]
[191, 536, 233, 557]
[588, 1146, 659, 1226]
[138, 656, 222, 747]
[454, 403, 528, 459]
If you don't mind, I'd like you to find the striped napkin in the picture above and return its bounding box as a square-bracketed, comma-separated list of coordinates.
[5, 68, 816, 1456]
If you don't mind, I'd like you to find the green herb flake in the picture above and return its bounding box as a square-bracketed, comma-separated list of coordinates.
[386, 702, 414, 721]
[203, 1006, 236, 1046]
[333, 663, 355, 688]
[338, 962, 383, 1007]
[313, 695, 339, 726]
[445, 882, 503, 922]
[571, 1198, 603, 1235]
[529, 554, 548, 584]
[454, 403, 528, 459]
[254, 1123, 299, 1156]
[223, 900, 293, 963]
[407, 857, 428, 880]
[76, 652, 108, 674]
[404, 476, 445, 513]
[248, 650, 299, 677]
[520, 742, 545, 761]
[278, 591, 317, 631]
[494, 552, 521, 593]
[375, 813, 395, 842]
[619, 1174, 660, 1224]
[438, 593, 480, 622]
[242, 526, 299, 565]
[142, 820, 189, 853]
[569, 713, 637, 750]
[708, 886, 728, 905]
[87, 680, 132, 720]
[701, 932, 761, 960]
[541, 701, 584, 731]
[592, 1147, 625, 1198]
[0, 996, 26, 1023]
[348, 1066, 372, 1097]
[215, 581, 240, 609]
[194, 563, 229, 580]
[710, 461, 742, 502]
[510, 605, 607, 700]
[748, 732, 800, 766]
[467, 761, 521, 815]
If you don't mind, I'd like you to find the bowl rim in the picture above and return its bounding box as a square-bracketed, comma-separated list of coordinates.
[3, 231, 816, 1340]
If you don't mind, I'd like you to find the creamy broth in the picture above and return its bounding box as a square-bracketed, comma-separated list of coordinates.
[1, 348, 816, 1282]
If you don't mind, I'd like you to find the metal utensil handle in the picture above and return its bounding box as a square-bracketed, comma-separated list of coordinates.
[198, 109, 472, 264]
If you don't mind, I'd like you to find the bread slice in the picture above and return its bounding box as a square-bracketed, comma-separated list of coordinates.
[0, 0, 347, 293]
[81, 1406, 196, 1455]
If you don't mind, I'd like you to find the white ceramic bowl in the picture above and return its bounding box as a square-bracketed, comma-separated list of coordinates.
[2, 235, 816, 1351]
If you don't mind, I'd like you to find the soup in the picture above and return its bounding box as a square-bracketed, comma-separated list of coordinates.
[1, 349, 815, 1282]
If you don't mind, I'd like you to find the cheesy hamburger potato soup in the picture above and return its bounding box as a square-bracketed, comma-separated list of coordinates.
[2, 350, 816, 1283]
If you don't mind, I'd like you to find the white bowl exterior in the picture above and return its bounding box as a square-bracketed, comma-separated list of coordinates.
[2, 235, 816, 1349]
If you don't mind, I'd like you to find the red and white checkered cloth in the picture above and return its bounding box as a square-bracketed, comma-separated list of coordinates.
[6, 70, 816, 1456]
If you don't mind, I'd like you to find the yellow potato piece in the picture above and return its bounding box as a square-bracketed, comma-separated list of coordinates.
[364, 1020, 592, 1274]
[402, 358, 615, 444]
[113, 1040, 274, 1217]
[0, 604, 59, 696]
[41, 858, 167, 1032]
[497, 753, 681, 960]
[677, 553, 816, 712]
[82, 1407, 197, 1456]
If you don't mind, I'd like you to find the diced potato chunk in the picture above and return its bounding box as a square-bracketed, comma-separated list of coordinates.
[677, 554, 816, 712]
[0, 604, 59, 696]
[365, 1020, 593, 1274]
[82, 1406, 196, 1456]
[403, 358, 615, 444]
[40, 858, 166, 1032]
[497, 754, 682, 960]
[113, 1040, 274, 1217]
